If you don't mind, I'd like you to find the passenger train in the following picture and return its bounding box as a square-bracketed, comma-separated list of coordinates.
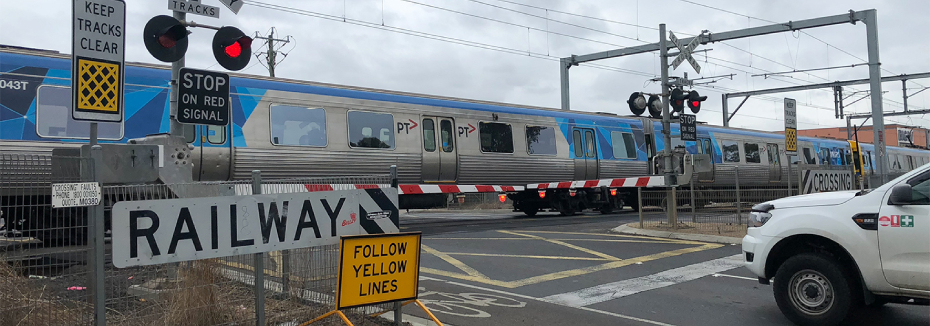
[1, 45, 928, 242]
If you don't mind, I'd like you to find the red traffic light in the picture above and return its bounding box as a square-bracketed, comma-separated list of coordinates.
[687, 90, 707, 113]
[670, 88, 686, 113]
[213, 26, 252, 71]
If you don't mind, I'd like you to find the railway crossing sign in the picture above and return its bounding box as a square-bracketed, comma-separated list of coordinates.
[669, 31, 701, 74]
[217, 0, 243, 14]
[680, 114, 697, 141]
[785, 98, 797, 152]
[178, 68, 230, 126]
[72, 0, 125, 122]
[168, 0, 220, 18]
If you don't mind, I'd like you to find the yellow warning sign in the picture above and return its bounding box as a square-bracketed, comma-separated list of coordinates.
[786, 127, 797, 152]
[337, 232, 421, 309]
[76, 58, 120, 112]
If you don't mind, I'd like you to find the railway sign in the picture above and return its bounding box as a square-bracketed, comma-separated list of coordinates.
[785, 98, 797, 152]
[168, 0, 220, 18]
[111, 188, 400, 268]
[52, 182, 101, 208]
[680, 114, 697, 141]
[801, 170, 853, 194]
[217, 0, 243, 14]
[669, 31, 701, 74]
[178, 68, 230, 126]
[336, 232, 421, 309]
[72, 0, 125, 122]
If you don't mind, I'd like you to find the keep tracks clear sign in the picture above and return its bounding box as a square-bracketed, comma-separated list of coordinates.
[72, 0, 125, 122]
[110, 188, 400, 268]
[337, 232, 421, 309]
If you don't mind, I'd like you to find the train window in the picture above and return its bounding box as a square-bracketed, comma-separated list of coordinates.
[744, 143, 761, 163]
[802, 147, 816, 164]
[270, 105, 327, 146]
[838, 149, 847, 166]
[35, 85, 122, 140]
[479, 122, 513, 153]
[573, 130, 583, 157]
[441, 120, 454, 153]
[183, 124, 196, 143]
[863, 151, 871, 169]
[610, 131, 637, 159]
[584, 130, 596, 158]
[891, 155, 902, 170]
[820, 148, 832, 165]
[526, 126, 557, 155]
[722, 140, 740, 163]
[907, 156, 915, 170]
[702, 139, 713, 159]
[348, 111, 394, 149]
[767, 144, 780, 165]
[207, 125, 226, 144]
[422, 119, 436, 152]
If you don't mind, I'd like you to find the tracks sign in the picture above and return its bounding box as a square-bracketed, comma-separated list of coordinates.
[72, 0, 125, 122]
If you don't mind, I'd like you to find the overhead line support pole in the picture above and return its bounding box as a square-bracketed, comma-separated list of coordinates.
[863, 10, 888, 184]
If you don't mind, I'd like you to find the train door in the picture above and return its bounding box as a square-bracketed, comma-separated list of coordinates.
[421, 117, 458, 182]
[767, 143, 781, 182]
[572, 127, 599, 180]
[187, 124, 232, 181]
[697, 138, 715, 182]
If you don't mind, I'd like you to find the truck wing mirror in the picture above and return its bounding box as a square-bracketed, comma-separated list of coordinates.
[888, 184, 913, 205]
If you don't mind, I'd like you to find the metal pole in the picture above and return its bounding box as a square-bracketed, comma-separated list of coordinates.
[902, 80, 908, 112]
[863, 10, 888, 184]
[559, 58, 572, 110]
[735, 166, 742, 225]
[390, 165, 398, 188]
[638, 187, 644, 229]
[89, 145, 105, 326]
[267, 31, 276, 78]
[251, 170, 265, 326]
[787, 158, 793, 196]
[389, 164, 400, 325]
[169, 11, 185, 137]
[89, 122, 98, 146]
[690, 181, 696, 223]
[659, 24, 676, 218]
[846, 116, 852, 140]
[721, 94, 729, 127]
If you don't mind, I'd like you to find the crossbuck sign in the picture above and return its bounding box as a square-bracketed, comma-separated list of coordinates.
[669, 31, 701, 74]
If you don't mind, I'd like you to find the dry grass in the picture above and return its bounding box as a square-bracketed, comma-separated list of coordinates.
[0, 258, 85, 326]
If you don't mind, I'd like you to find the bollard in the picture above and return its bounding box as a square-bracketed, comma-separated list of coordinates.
[90, 146, 106, 326]
[251, 170, 265, 326]
[735, 166, 742, 225]
[638, 187, 644, 229]
[394, 301, 403, 326]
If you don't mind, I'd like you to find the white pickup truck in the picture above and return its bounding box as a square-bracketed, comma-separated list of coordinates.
[742, 163, 930, 326]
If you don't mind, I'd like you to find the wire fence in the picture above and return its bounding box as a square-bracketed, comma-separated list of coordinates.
[1, 152, 399, 326]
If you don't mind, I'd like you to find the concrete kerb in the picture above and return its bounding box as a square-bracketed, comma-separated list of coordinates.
[611, 223, 742, 245]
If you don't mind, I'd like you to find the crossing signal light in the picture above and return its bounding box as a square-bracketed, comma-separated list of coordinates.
[670, 88, 686, 113]
[143, 15, 188, 62]
[213, 26, 252, 71]
[687, 90, 707, 113]
[647, 94, 662, 119]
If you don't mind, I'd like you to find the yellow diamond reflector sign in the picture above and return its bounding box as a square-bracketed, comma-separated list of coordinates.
[786, 127, 797, 152]
[337, 232, 421, 309]
[77, 58, 120, 112]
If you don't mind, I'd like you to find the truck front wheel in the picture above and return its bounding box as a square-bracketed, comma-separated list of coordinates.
[773, 253, 855, 326]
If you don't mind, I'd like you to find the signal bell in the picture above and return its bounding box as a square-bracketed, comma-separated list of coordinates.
[687, 90, 707, 113]
[143, 15, 189, 62]
[627, 92, 647, 116]
[213, 26, 253, 71]
[646, 95, 662, 119]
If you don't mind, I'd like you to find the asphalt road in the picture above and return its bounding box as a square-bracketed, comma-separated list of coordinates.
[399, 209, 930, 326]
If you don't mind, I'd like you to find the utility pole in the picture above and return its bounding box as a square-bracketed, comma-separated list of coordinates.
[254, 28, 292, 77]
[658, 24, 676, 219]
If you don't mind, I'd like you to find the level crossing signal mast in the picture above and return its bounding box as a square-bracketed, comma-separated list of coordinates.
[142, 15, 252, 71]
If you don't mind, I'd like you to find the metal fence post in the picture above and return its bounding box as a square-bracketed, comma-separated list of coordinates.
[690, 181, 696, 223]
[735, 166, 742, 225]
[670, 187, 678, 230]
[787, 161, 793, 197]
[391, 164, 402, 326]
[90, 145, 106, 326]
[638, 187, 644, 229]
[251, 170, 265, 326]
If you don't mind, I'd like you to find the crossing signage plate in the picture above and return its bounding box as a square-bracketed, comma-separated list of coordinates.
[168, 0, 220, 18]
[680, 114, 697, 141]
[72, 0, 125, 122]
[178, 68, 230, 126]
[669, 31, 701, 73]
[217, 0, 243, 14]
[337, 232, 421, 309]
[785, 98, 797, 152]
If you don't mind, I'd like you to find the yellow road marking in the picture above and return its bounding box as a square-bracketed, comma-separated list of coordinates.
[438, 252, 618, 261]
[515, 230, 704, 245]
[426, 237, 678, 244]
[421, 243, 723, 288]
[421, 244, 489, 279]
[498, 230, 620, 261]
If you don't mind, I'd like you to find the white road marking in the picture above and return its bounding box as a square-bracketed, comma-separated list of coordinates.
[543, 254, 744, 307]
[712, 273, 758, 281]
[419, 277, 674, 326]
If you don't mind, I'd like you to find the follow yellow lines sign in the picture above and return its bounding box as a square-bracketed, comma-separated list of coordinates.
[337, 232, 421, 309]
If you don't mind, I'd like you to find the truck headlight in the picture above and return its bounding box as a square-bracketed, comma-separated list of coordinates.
[748, 203, 775, 228]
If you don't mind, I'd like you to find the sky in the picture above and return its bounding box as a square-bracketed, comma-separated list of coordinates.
[1, 0, 929, 133]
